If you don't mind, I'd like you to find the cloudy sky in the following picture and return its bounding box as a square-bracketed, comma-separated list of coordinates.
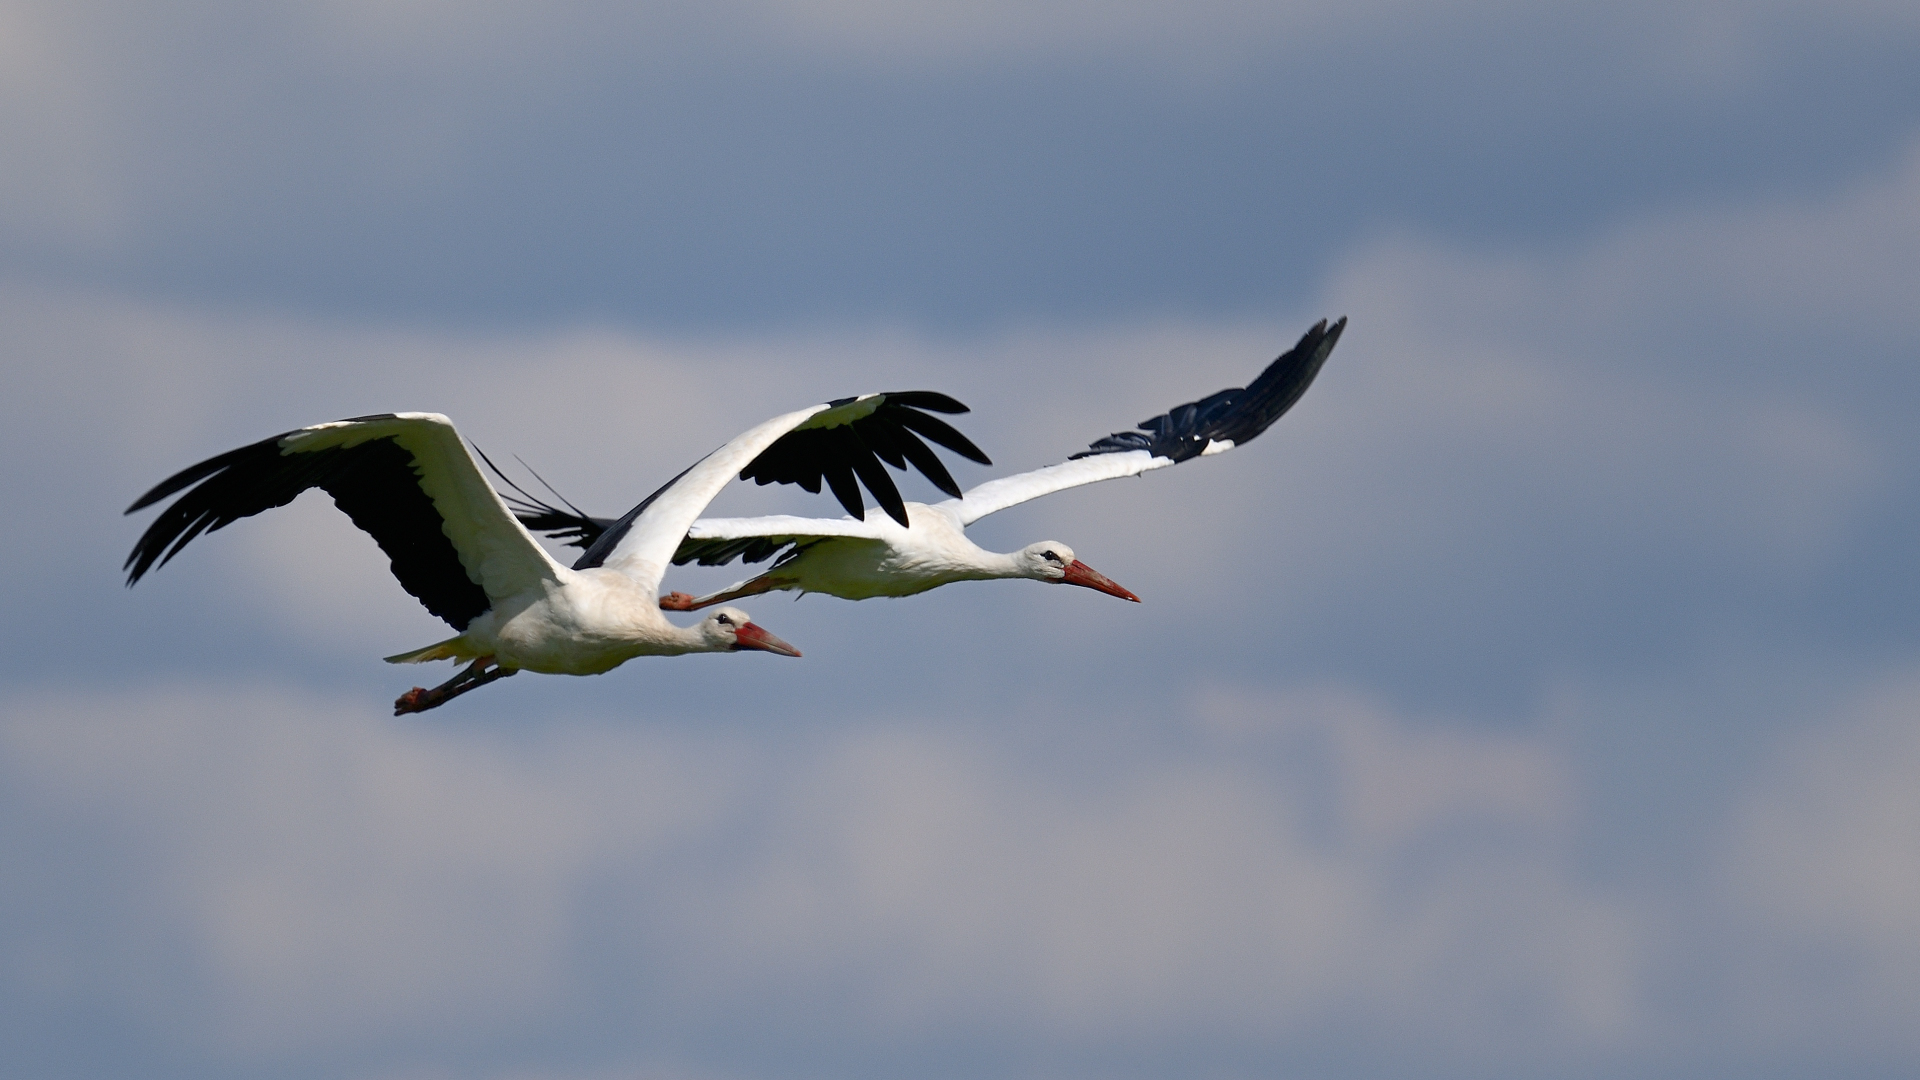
[4, 2, 1920, 1077]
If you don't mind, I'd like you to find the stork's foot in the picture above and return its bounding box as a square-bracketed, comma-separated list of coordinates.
[394, 686, 434, 714]
[394, 656, 517, 715]
[396, 682, 462, 715]
[659, 591, 698, 611]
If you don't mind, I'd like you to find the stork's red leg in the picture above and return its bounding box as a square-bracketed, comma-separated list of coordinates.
[395, 657, 517, 715]
[660, 574, 783, 611]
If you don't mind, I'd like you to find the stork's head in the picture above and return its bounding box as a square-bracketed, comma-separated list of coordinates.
[704, 606, 803, 656]
[1016, 543, 1140, 602]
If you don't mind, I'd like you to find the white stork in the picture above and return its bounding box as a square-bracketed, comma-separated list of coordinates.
[124, 391, 991, 713]
[512, 317, 1344, 610]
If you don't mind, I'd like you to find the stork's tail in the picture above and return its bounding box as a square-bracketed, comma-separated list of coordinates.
[384, 635, 475, 664]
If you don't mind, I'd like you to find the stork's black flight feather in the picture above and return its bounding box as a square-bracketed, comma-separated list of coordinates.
[1072, 317, 1346, 463]
[496, 391, 991, 557]
[124, 418, 493, 630]
[738, 392, 988, 526]
[672, 533, 811, 568]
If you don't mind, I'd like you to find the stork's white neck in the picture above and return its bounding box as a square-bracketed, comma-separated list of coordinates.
[646, 618, 726, 654]
[521, 568, 736, 659]
[979, 548, 1031, 579]
[937, 544, 1044, 584]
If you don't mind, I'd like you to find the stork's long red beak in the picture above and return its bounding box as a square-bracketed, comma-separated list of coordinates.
[1059, 559, 1140, 602]
[731, 621, 802, 657]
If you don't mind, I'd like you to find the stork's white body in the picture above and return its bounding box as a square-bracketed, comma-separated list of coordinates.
[449, 568, 711, 674]
[381, 401, 827, 673]
[672, 463, 1149, 608]
[717, 502, 1019, 601]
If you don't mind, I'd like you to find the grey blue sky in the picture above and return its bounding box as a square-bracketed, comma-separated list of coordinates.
[4, 2, 1920, 1078]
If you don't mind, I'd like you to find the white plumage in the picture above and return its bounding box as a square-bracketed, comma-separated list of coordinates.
[522, 318, 1346, 612]
[125, 391, 991, 713]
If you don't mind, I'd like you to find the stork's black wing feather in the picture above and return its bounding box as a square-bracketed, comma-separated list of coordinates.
[511, 506, 612, 549]
[889, 409, 992, 466]
[1071, 317, 1346, 463]
[124, 420, 493, 630]
[507, 392, 989, 551]
[670, 534, 805, 567]
[737, 393, 992, 526]
[480, 451, 616, 553]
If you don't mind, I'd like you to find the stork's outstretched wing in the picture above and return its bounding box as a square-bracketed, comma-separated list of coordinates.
[736, 391, 988, 526]
[565, 393, 984, 594]
[501, 390, 988, 564]
[125, 413, 566, 630]
[512, 323, 1344, 565]
[941, 317, 1344, 526]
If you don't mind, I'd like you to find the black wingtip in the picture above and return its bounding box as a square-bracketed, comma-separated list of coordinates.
[893, 409, 992, 466]
[880, 390, 971, 415]
[735, 391, 992, 523]
[120, 427, 495, 629]
[1069, 316, 1346, 462]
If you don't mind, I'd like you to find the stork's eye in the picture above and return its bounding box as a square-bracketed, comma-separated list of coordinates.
[1042, 550, 1063, 564]
[715, 614, 733, 625]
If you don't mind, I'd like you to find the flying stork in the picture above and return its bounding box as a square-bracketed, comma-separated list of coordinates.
[124, 392, 990, 713]
[512, 317, 1344, 610]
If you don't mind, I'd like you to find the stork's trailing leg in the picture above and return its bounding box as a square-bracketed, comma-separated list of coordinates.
[659, 574, 782, 612]
[394, 657, 517, 715]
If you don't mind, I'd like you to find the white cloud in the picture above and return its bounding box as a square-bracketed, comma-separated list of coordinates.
[0, 2, 126, 246]
[1285, 140, 1920, 594]
[1324, 134, 1920, 350]
[0, 679, 1641, 1062]
[0, 684, 744, 1056]
[1719, 669, 1920, 1048]
[0, 0, 1906, 79]
[4, 0, 1917, 259]
[289, 0, 1920, 70]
